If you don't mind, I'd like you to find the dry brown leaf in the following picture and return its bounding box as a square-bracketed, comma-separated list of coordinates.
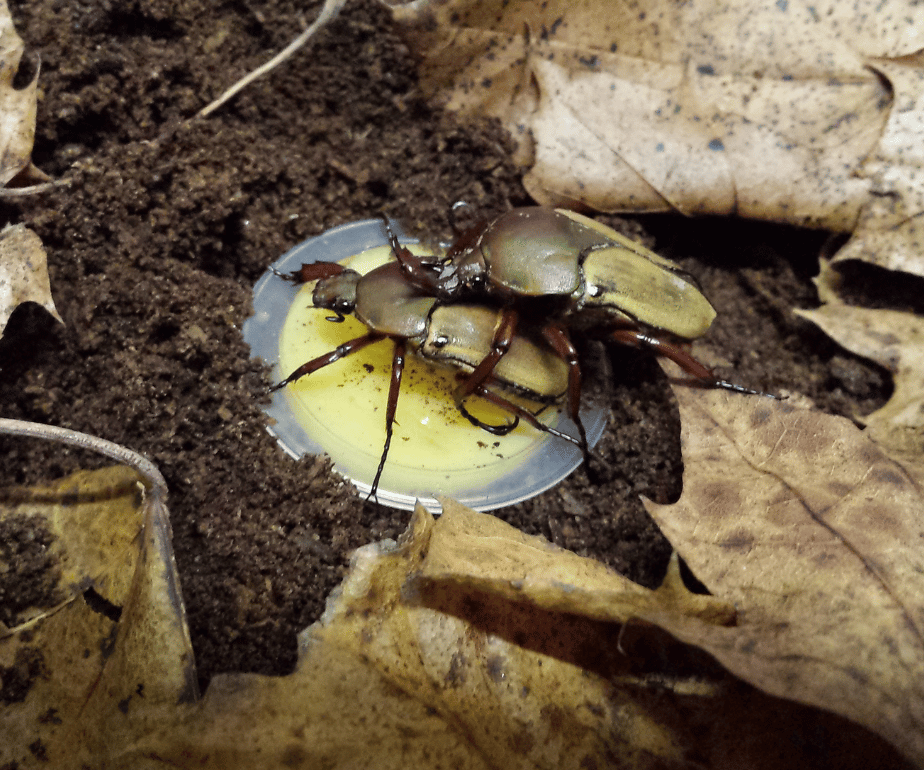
[420, 497, 736, 625]
[795, 259, 924, 461]
[4, 438, 909, 766]
[121, 506, 696, 769]
[644, 380, 924, 767]
[833, 55, 924, 275]
[389, 0, 924, 273]
[0, 465, 196, 770]
[0, 3, 57, 334]
[0, 466, 143, 632]
[107, 502, 910, 769]
[0, 0, 41, 187]
[0, 223, 62, 332]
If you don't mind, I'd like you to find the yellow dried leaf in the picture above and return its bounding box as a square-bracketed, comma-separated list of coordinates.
[0, 466, 196, 770]
[796, 261, 924, 459]
[644, 381, 924, 767]
[128, 506, 696, 769]
[114, 501, 912, 769]
[0, 465, 142, 631]
[422, 497, 735, 625]
[0, 223, 62, 332]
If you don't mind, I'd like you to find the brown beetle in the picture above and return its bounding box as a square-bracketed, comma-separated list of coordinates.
[385, 207, 772, 458]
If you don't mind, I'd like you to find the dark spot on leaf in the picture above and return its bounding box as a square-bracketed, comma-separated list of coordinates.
[38, 708, 62, 725]
[870, 467, 905, 487]
[509, 724, 536, 754]
[281, 744, 309, 767]
[445, 652, 467, 686]
[486, 654, 506, 683]
[83, 587, 122, 622]
[29, 740, 48, 761]
[1, 647, 45, 704]
[749, 406, 774, 426]
[720, 528, 754, 551]
[579, 55, 600, 70]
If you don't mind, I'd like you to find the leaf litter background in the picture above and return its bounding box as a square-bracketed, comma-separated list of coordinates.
[1, 0, 923, 766]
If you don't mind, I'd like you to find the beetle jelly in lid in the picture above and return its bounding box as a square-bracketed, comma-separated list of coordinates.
[242, 218, 606, 513]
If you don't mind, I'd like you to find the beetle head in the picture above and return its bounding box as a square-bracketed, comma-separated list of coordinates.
[312, 269, 361, 321]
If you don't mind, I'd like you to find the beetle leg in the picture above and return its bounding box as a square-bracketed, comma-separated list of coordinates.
[453, 308, 528, 436]
[272, 261, 345, 284]
[608, 328, 778, 397]
[380, 215, 420, 271]
[367, 339, 407, 503]
[455, 307, 519, 401]
[456, 398, 520, 436]
[269, 332, 387, 392]
[539, 324, 591, 468]
[379, 215, 457, 297]
[471, 385, 583, 447]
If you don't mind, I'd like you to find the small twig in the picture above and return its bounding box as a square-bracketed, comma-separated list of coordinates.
[0, 178, 72, 198]
[193, 0, 348, 121]
[0, 418, 167, 502]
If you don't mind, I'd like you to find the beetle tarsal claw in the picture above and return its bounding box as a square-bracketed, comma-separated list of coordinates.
[457, 400, 520, 436]
[714, 379, 781, 399]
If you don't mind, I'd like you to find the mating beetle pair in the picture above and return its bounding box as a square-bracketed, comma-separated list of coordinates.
[273, 207, 767, 500]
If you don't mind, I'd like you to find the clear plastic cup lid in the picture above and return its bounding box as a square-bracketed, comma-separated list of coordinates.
[242, 218, 606, 513]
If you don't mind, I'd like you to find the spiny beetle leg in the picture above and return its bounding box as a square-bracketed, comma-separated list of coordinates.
[379, 214, 417, 267]
[608, 328, 780, 399]
[457, 398, 519, 435]
[367, 339, 407, 504]
[379, 214, 451, 296]
[454, 307, 519, 401]
[473, 385, 583, 448]
[269, 332, 387, 393]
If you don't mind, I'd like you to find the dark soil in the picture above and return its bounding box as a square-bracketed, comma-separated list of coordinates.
[0, 0, 891, 694]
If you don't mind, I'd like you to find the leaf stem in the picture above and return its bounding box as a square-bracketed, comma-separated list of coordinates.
[0, 418, 167, 502]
